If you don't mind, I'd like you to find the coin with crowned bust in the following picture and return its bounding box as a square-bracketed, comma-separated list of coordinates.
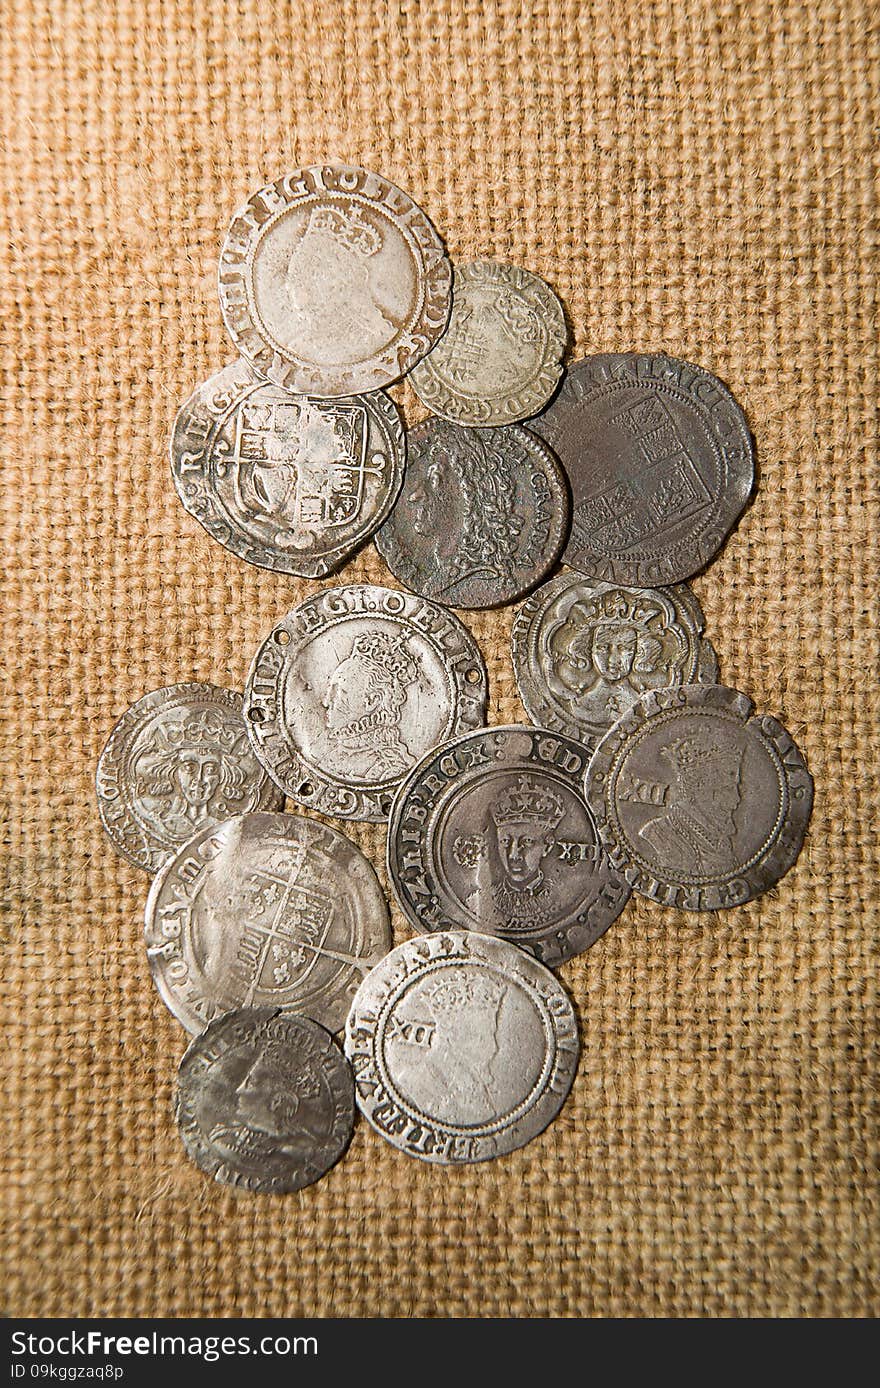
[145, 811, 391, 1034]
[375, 418, 569, 608]
[512, 571, 718, 749]
[176, 1007, 354, 1193]
[409, 261, 567, 425]
[218, 164, 451, 397]
[388, 725, 630, 966]
[170, 359, 404, 577]
[345, 931, 579, 1164]
[243, 585, 487, 821]
[584, 684, 813, 911]
[96, 683, 283, 874]
[530, 354, 754, 585]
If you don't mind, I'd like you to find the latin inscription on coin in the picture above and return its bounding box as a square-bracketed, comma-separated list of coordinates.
[375, 419, 569, 608]
[511, 572, 719, 748]
[388, 725, 630, 966]
[170, 360, 404, 577]
[243, 585, 488, 821]
[96, 683, 283, 874]
[344, 931, 579, 1164]
[584, 684, 813, 911]
[219, 164, 452, 397]
[177, 1008, 354, 1193]
[145, 811, 391, 1033]
[409, 261, 567, 425]
[530, 354, 754, 585]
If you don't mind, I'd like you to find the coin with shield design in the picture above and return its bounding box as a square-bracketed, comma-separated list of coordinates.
[170, 359, 404, 577]
[96, 683, 283, 874]
[344, 931, 579, 1164]
[584, 684, 813, 911]
[388, 724, 630, 966]
[144, 811, 391, 1033]
[176, 1007, 354, 1193]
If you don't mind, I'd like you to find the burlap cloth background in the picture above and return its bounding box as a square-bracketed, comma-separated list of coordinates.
[1, 0, 877, 1319]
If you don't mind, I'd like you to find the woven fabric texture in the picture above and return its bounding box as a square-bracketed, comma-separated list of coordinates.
[2, 0, 877, 1319]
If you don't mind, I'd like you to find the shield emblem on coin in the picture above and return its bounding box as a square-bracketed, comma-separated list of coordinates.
[233, 398, 369, 530]
[243, 865, 335, 993]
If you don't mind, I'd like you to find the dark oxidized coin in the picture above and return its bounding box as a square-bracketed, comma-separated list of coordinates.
[170, 360, 405, 578]
[511, 571, 718, 749]
[96, 683, 283, 874]
[176, 1007, 354, 1193]
[530, 354, 754, 585]
[387, 724, 630, 967]
[584, 684, 813, 911]
[375, 418, 569, 609]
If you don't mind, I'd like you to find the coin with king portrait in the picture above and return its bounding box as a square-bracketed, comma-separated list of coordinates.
[243, 585, 488, 821]
[388, 725, 630, 966]
[218, 165, 452, 397]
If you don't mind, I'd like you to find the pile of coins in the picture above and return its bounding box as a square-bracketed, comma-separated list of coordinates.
[97, 164, 813, 1191]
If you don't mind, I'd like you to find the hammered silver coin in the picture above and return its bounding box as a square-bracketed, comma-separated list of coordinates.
[144, 811, 391, 1034]
[530, 354, 754, 585]
[170, 359, 405, 577]
[96, 683, 284, 874]
[375, 418, 569, 608]
[218, 164, 451, 398]
[409, 261, 566, 425]
[511, 571, 719, 749]
[388, 724, 630, 966]
[176, 1007, 354, 1193]
[344, 931, 579, 1164]
[584, 684, 813, 911]
[243, 584, 488, 820]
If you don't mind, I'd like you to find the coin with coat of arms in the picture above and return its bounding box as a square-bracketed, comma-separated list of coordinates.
[375, 418, 569, 609]
[170, 360, 405, 577]
[511, 571, 718, 749]
[218, 164, 451, 397]
[176, 1007, 354, 1193]
[344, 930, 580, 1164]
[96, 683, 284, 874]
[387, 725, 630, 966]
[529, 354, 754, 585]
[243, 585, 488, 821]
[144, 811, 392, 1033]
[408, 261, 567, 425]
[584, 684, 813, 911]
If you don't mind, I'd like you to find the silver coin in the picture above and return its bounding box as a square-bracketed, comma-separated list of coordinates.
[530, 354, 754, 584]
[218, 164, 452, 398]
[176, 1007, 354, 1193]
[409, 261, 566, 425]
[243, 585, 488, 821]
[170, 360, 404, 578]
[388, 724, 630, 966]
[96, 683, 284, 874]
[344, 930, 579, 1164]
[584, 684, 814, 911]
[511, 571, 719, 749]
[144, 810, 391, 1033]
[375, 418, 569, 609]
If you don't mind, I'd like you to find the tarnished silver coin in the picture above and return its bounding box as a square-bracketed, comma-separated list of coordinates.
[219, 164, 451, 398]
[170, 360, 404, 577]
[244, 585, 488, 821]
[144, 811, 391, 1033]
[388, 725, 630, 966]
[375, 419, 569, 608]
[530, 354, 754, 585]
[409, 261, 566, 425]
[177, 1007, 354, 1193]
[512, 571, 719, 749]
[584, 684, 813, 911]
[345, 931, 579, 1164]
[96, 683, 283, 874]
